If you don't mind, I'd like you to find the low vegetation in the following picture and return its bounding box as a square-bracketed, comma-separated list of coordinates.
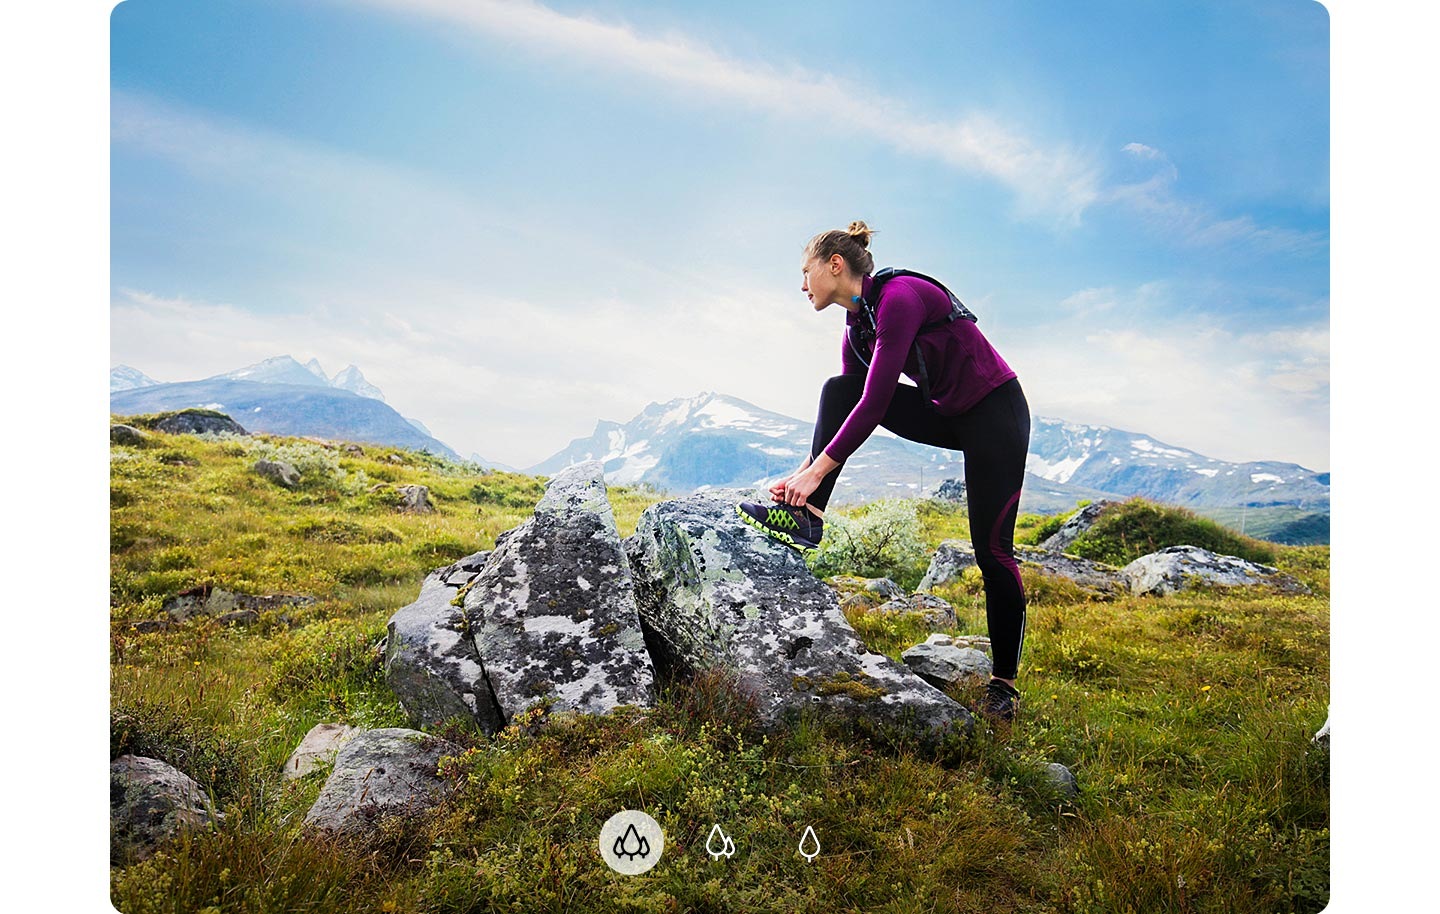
[109, 417, 1329, 913]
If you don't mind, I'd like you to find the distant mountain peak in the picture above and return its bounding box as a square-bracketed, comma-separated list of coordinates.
[110, 365, 160, 393]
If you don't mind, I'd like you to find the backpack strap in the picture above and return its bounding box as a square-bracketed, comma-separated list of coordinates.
[854, 268, 977, 407]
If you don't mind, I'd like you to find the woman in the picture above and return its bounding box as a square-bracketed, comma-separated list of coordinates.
[737, 221, 1031, 722]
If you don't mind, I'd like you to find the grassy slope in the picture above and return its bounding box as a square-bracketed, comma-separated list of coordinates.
[109, 424, 1329, 914]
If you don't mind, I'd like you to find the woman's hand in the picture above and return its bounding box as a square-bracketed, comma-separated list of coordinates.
[782, 467, 822, 508]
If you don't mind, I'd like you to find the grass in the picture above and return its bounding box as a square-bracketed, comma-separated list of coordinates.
[109, 419, 1329, 913]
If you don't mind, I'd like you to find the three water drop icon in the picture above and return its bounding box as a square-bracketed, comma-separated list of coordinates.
[599, 810, 664, 875]
[798, 825, 821, 862]
[705, 824, 737, 860]
[613, 822, 651, 860]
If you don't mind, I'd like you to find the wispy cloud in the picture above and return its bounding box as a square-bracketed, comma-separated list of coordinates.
[351, 0, 1103, 225]
[1109, 142, 1328, 255]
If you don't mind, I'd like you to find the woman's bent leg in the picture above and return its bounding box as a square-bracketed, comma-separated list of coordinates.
[807, 375, 941, 511]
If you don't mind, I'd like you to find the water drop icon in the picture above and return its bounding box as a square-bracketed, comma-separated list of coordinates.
[613, 822, 650, 860]
[798, 825, 820, 862]
[706, 824, 736, 860]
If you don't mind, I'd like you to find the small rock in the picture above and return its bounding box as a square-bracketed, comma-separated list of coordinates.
[875, 593, 957, 628]
[901, 641, 993, 688]
[386, 453, 406, 464]
[918, 540, 978, 592]
[110, 424, 148, 446]
[303, 728, 459, 834]
[396, 484, 435, 514]
[934, 478, 966, 502]
[110, 755, 219, 865]
[1042, 762, 1079, 800]
[254, 459, 301, 489]
[128, 619, 175, 634]
[163, 586, 315, 623]
[283, 723, 361, 780]
[1312, 715, 1330, 748]
[1038, 501, 1114, 553]
[343, 444, 365, 456]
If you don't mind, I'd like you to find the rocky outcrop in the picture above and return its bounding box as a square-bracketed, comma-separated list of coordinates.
[162, 586, 315, 623]
[1038, 501, 1113, 552]
[624, 491, 972, 748]
[830, 576, 906, 612]
[385, 463, 655, 733]
[1122, 546, 1310, 597]
[152, 409, 248, 436]
[283, 723, 360, 780]
[934, 478, 966, 502]
[901, 635, 993, 688]
[255, 459, 301, 488]
[303, 729, 458, 834]
[110, 755, 219, 865]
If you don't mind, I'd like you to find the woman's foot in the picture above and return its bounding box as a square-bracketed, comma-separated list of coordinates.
[977, 678, 1021, 723]
[736, 501, 824, 552]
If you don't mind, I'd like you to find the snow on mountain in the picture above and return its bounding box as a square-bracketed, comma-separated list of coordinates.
[530, 393, 1328, 513]
[330, 364, 387, 402]
[110, 365, 160, 393]
[209, 355, 333, 388]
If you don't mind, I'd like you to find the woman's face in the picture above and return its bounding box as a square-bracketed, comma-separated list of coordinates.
[801, 254, 842, 310]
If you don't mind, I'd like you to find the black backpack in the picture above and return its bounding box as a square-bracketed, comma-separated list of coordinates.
[846, 267, 977, 406]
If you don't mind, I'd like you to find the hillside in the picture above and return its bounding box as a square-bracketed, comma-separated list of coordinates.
[109, 422, 1329, 913]
[110, 379, 461, 459]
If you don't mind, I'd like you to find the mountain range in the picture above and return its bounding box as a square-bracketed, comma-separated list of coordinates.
[109, 359, 1329, 540]
[109, 356, 459, 459]
[531, 391, 1328, 513]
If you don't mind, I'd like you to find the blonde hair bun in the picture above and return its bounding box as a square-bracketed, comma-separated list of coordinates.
[846, 220, 875, 248]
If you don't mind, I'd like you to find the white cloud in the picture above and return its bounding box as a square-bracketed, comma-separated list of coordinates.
[997, 286, 1329, 470]
[351, 0, 1102, 224]
[111, 280, 846, 469]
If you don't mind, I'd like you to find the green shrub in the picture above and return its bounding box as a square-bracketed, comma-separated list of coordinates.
[808, 499, 929, 589]
[1068, 498, 1277, 566]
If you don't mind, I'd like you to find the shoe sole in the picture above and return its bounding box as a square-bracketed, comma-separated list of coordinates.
[735, 504, 818, 554]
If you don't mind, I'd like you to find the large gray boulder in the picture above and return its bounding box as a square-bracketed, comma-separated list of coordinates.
[110, 755, 219, 865]
[624, 492, 972, 749]
[1038, 501, 1113, 552]
[1123, 545, 1311, 596]
[460, 461, 657, 723]
[385, 463, 656, 733]
[303, 728, 458, 834]
[385, 569, 504, 731]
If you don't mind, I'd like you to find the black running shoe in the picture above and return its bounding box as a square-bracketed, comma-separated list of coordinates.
[977, 679, 1021, 723]
[736, 501, 824, 552]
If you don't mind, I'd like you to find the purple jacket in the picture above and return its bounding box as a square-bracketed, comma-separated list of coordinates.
[823, 273, 1017, 464]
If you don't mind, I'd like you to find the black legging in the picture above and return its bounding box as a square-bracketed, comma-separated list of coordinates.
[809, 376, 1031, 681]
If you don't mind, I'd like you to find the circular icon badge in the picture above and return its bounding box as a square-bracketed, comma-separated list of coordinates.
[599, 810, 665, 875]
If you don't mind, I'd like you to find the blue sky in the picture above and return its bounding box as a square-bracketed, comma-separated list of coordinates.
[110, 0, 1330, 470]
